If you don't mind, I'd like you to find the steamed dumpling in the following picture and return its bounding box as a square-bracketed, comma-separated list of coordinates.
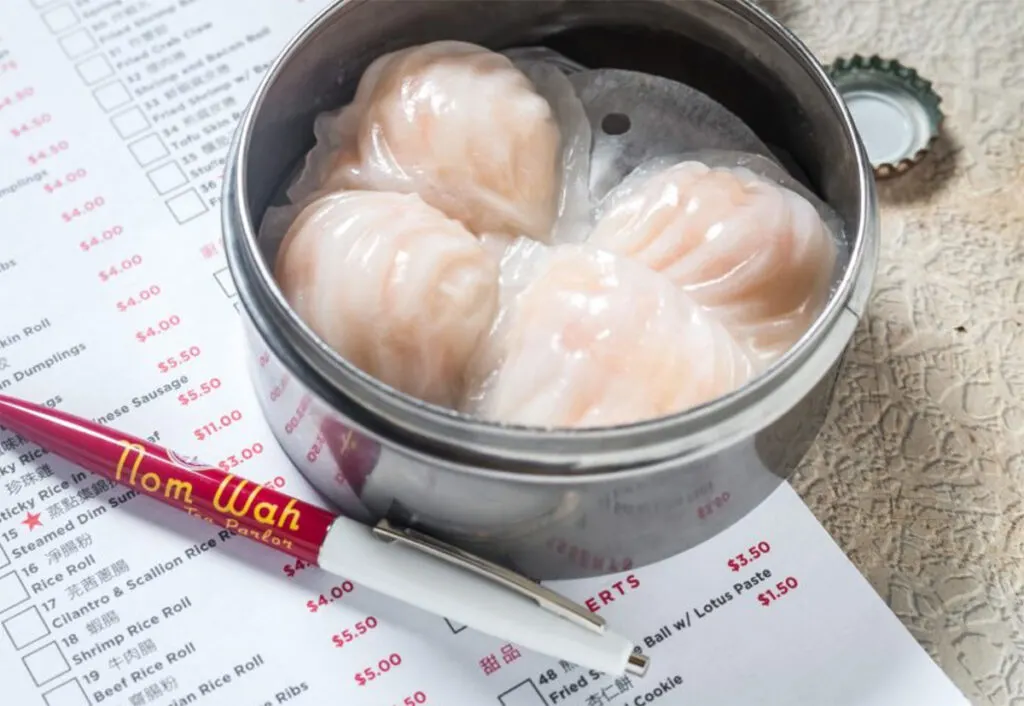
[588, 160, 838, 360]
[462, 244, 758, 428]
[275, 190, 499, 408]
[297, 41, 564, 241]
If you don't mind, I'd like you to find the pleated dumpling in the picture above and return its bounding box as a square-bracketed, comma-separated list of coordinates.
[288, 41, 581, 242]
[274, 190, 499, 408]
[461, 243, 758, 428]
[588, 159, 839, 361]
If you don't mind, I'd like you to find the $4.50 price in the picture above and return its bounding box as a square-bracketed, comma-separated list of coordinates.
[727, 541, 771, 572]
[758, 576, 799, 607]
[307, 581, 355, 612]
[354, 653, 402, 687]
[332, 616, 379, 648]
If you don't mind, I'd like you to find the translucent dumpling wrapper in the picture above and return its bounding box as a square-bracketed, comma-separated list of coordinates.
[588, 152, 842, 362]
[284, 40, 593, 244]
[274, 190, 500, 409]
[461, 243, 760, 428]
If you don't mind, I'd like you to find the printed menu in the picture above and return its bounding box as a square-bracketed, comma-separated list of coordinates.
[0, 1, 971, 704]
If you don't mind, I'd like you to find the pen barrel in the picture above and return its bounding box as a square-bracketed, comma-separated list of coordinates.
[0, 395, 337, 565]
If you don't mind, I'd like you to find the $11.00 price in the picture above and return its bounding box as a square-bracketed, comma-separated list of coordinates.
[727, 541, 771, 572]
[355, 653, 402, 687]
[758, 576, 798, 607]
[307, 581, 355, 612]
[332, 616, 379, 648]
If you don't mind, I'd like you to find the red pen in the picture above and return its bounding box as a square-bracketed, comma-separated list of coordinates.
[0, 394, 648, 677]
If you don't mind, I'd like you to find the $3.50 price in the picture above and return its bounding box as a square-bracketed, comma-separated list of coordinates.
[727, 541, 771, 572]
[332, 616, 379, 648]
[758, 576, 799, 607]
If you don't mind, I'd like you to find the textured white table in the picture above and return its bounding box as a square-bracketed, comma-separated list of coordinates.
[760, 1, 1024, 703]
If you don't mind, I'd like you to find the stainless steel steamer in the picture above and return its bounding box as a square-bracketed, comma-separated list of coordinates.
[223, 0, 879, 580]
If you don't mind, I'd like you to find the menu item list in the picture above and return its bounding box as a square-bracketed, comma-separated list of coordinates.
[0, 1, 970, 704]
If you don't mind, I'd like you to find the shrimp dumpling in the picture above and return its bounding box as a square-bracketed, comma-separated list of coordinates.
[302, 41, 564, 241]
[275, 190, 499, 408]
[588, 160, 838, 361]
[462, 245, 758, 428]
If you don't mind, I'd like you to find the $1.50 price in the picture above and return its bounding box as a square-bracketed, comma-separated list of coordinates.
[332, 616, 379, 648]
[354, 653, 402, 687]
[758, 576, 799, 607]
[728, 541, 771, 572]
[307, 581, 355, 612]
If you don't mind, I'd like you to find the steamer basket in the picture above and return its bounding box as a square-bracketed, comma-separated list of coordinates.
[223, 0, 878, 580]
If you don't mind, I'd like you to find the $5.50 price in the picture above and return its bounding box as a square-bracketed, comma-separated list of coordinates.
[178, 377, 222, 406]
[727, 541, 771, 572]
[758, 576, 799, 607]
[332, 616, 379, 648]
[354, 653, 402, 687]
[307, 581, 355, 612]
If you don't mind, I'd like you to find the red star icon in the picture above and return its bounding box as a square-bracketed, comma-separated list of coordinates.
[22, 511, 42, 531]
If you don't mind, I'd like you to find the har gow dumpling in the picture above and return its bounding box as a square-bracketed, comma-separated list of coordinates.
[275, 190, 499, 408]
[462, 244, 759, 428]
[290, 41, 570, 242]
[588, 160, 839, 361]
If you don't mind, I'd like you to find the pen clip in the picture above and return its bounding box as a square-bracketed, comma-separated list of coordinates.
[372, 518, 607, 634]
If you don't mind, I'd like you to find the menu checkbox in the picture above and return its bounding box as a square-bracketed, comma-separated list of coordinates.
[214, 267, 237, 297]
[110, 107, 150, 139]
[0, 544, 9, 570]
[43, 678, 90, 706]
[147, 162, 188, 194]
[444, 619, 468, 634]
[166, 189, 207, 224]
[3, 605, 50, 649]
[128, 134, 169, 166]
[58, 29, 95, 59]
[22, 641, 71, 686]
[43, 679, 90, 706]
[0, 571, 30, 615]
[92, 81, 131, 112]
[498, 680, 546, 706]
[75, 55, 113, 85]
[41, 5, 78, 33]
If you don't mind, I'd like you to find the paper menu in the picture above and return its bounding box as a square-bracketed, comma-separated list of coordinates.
[0, 0, 970, 704]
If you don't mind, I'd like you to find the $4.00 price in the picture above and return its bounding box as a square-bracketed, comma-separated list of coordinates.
[283, 558, 312, 578]
[355, 653, 402, 687]
[307, 581, 355, 612]
[332, 616, 379, 648]
[758, 576, 799, 607]
[135, 314, 182, 342]
[727, 541, 771, 572]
